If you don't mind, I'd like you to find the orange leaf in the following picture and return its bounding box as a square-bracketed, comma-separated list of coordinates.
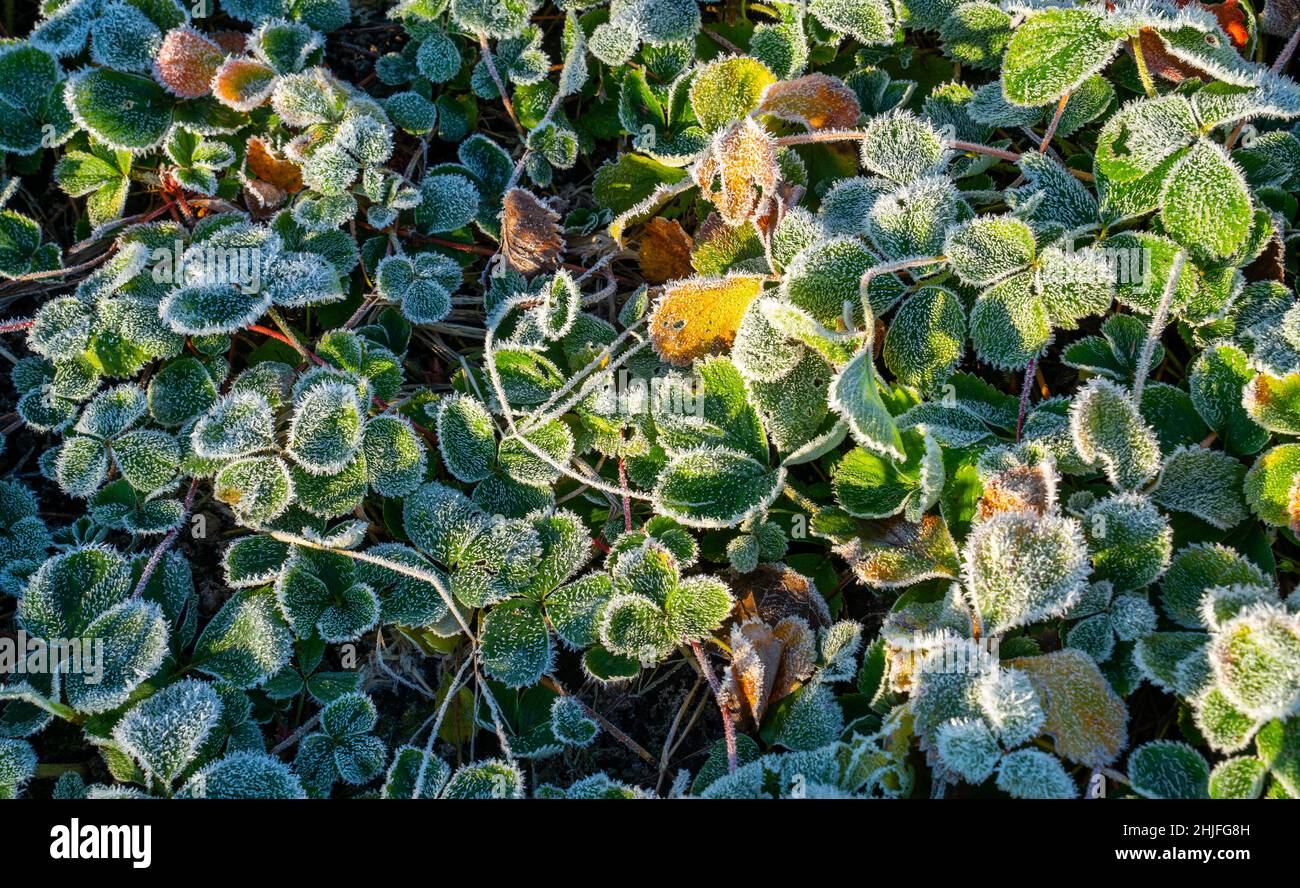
[757, 73, 862, 130]
[153, 27, 225, 99]
[499, 187, 564, 276]
[649, 273, 766, 366]
[246, 137, 303, 194]
[638, 217, 693, 284]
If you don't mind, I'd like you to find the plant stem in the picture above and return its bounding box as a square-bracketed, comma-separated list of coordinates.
[1016, 357, 1036, 442]
[539, 676, 656, 766]
[690, 641, 738, 774]
[1132, 249, 1185, 406]
[1040, 92, 1070, 154]
[132, 479, 200, 597]
[1131, 36, 1158, 97]
[478, 33, 526, 139]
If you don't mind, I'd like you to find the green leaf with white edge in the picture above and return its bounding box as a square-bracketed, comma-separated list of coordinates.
[653, 447, 785, 529]
[1152, 446, 1247, 531]
[1128, 740, 1210, 799]
[435, 393, 497, 483]
[1189, 345, 1269, 457]
[111, 679, 221, 787]
[944, 215, 1035, 287]
[969, 272, 1050, 371]
[65, 599, 169, 714]
[963, 509, 1090, 636]
[829, 347, 905, 461]
[65, 68, 175, 152]
[1160, 139, 1253, 261]
[1001, 8, 1126, 107]
[192, 587, 293, 689]
[1069, 378, 1161, 491]
[1095, 95, 1198, 183]
[480, 600, 553, 687]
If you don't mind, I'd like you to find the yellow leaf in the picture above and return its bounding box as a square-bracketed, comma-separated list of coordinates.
[1007, 649, 1128, 768]
[649, 274, 765, 366]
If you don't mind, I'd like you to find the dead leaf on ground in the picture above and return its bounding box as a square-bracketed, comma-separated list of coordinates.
[499, 187, 564, 276]
[246, 137, 303, 194]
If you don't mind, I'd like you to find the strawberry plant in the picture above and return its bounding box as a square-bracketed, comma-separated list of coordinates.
[2, 0, 1300, 801]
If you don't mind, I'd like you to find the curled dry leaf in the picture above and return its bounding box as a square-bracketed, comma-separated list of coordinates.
[728, 562, 832, 630]
[638, 217, 694, 284]
[246, 138, 303, 195]
[756, 73, 863, 131]
[721, 616, 818, 728]
[692, 117, 779, 227]
[649, 273, 766, 366]
[499, 188, 564, 276]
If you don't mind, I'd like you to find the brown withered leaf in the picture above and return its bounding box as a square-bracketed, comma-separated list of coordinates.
[757, 73, 863, 130]
[720, 615, 818, 729]
[648, 273, 765, 366]
[499, 188, 564, 276]
[727, 562, 831, 630]
[638, 217, 693, 284]
[1134, 1, 1249, 83]
[977, 464, 1056, 519]
[692, 117, 778, 227]
[243, 179, 285, 214]
[246, 138, 303, 194]
[770, 617, 817, 700]
[722, 619, 782, 727]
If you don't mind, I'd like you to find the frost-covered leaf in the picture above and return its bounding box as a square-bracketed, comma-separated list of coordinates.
[1152, 446, 1247, 530]
[963, 510, 1089, 636]
[654, 448, 784, 529]
[1008, 649, 1128, 768]
[1001, 8, 1123, 107]
[1128, 740, 1209, 799]
[1069, 378, 1162, 490]
[112, 679, 221, 787]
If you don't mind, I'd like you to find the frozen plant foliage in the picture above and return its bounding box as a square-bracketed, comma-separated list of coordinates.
[2, 0, 1300, 803]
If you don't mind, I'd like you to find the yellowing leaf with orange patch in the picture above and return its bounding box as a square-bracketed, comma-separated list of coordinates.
[757, 73, 863, 130]
[1007, 649, 1128, 768]
[649, 274, 766, 366]
[692, 117, 778, 227]
[213, 57, 277, 112]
